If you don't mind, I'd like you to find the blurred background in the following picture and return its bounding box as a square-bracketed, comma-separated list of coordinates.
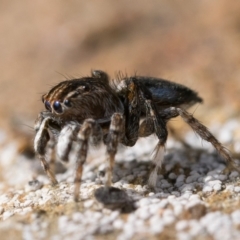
[0, 0, 240, 146]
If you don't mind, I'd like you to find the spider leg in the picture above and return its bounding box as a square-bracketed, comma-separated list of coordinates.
[57, 122, 80, 162]
[34, 117, 58, 185]
[73, 119, 102, 202]
[139, 117, 155, 137]
[48, 138, 57, 174]
[168, 107, 237, 171]
[120, 79, 169, 187]
[161, 107, 237, 171]
[144, 99, 168, 187]
[121, 79, 141, 147]
[105, 113, 124, 186]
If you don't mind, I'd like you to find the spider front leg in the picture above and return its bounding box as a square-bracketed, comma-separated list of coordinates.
[73, 119, 102, 202]
[34, 117, 58, 185]
[56, 122, 80, 162]
[105, 113, 124, 186]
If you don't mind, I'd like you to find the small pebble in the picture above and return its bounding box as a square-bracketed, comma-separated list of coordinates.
[22, 200, 33, 207]
[174, 204, 183, 216]
[122, 223, 135, 239]
[180, 184, 195, 193]
[148, 192, 155, 197]
[138, 198, 151, 207]
[202, 185, 213, 193]
[72, 212, 83, 222]
[213, 183, 222, 191]
[176, 175, 185, 182]
[226, 185, 234, 191]
[113, 219, 124, 229]
[204, 176, 213, 182]
[136, 208, 151, 220]
[185, 175, 198, 184]
[149, 216, 164, 234]
[2, 211, 14, 220]
[189, 194, 200, 201]
[163, 215, 175, 225]
[150, 221, 164, 234]
[158, 199, 169, 208]
[168, 173, 177, 180]
[124, 175, 134, 182]
[229, 171, 239, 179]
[231, 210, 240, 225]
[176, 220, 189, 231]
[188, 220, 205, 236]
[84, 200, 94, 208]
[217, 174, 227, 181]
[175, 181, 184, 188]
[234, 186, 240, 193]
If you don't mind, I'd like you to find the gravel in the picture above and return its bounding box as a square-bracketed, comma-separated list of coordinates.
[0, 119, 239, 239]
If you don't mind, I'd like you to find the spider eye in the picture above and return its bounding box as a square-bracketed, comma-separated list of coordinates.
[44, 101, 51, 111]
[64, 99, 71, 107]
[53, 101, 63, 114]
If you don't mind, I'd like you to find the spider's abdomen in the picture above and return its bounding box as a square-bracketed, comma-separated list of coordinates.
[135, 77, 203, 109]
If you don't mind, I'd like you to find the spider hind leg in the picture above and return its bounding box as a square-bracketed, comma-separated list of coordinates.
[174, 107, 238, 172]
[143, 99, 168, 188]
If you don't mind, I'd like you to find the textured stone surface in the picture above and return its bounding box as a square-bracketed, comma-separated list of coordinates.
[0, 122, 240, 239]
[0, 1, 240, 239]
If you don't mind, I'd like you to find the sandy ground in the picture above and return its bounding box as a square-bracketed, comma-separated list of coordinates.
[0, 1, 240, 239]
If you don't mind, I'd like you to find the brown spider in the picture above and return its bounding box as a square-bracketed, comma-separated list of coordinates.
[34, 70, 235, 201]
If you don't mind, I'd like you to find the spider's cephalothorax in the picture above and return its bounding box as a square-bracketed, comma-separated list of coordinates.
[34, 70, 234, 201]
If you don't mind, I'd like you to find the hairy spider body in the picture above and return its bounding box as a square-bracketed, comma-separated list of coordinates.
[34, 70, 233, 201]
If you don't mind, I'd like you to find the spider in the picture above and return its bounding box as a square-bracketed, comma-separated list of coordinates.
[34, 70, 235, 201]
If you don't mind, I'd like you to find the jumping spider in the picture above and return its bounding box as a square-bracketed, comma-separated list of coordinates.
[34, 70, 235, 201]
